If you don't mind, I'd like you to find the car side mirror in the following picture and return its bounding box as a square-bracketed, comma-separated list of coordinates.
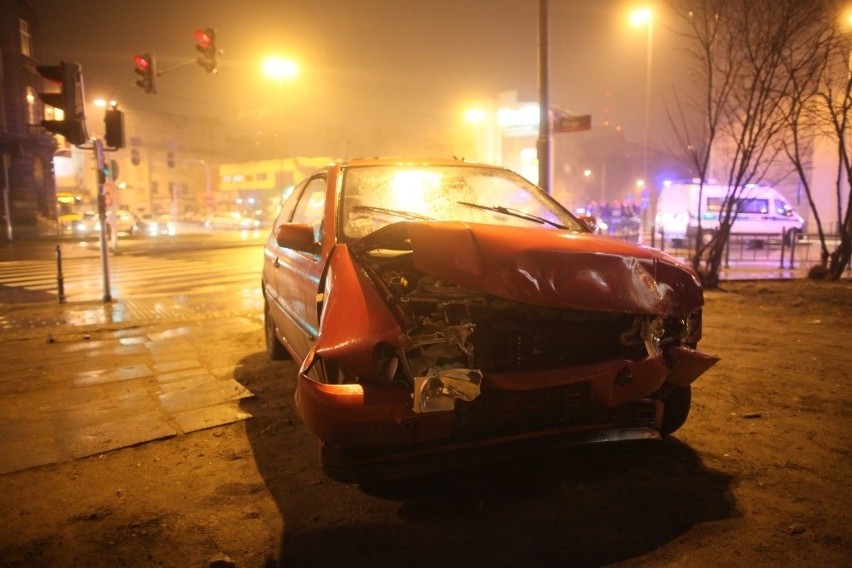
[276, 223, 317, 253]
[579, 214, 598, 233]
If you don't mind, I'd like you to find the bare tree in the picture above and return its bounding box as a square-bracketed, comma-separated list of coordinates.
[670, 0, 825, 287]
[813, 1, 852, 279]
[666, 0, 732, 275]
[773, 0, 852, 280]
[777, 2, 835, 273]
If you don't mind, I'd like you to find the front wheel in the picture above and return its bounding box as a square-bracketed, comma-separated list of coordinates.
[264, 298, 289, 361]
[656, 384, 692, 435]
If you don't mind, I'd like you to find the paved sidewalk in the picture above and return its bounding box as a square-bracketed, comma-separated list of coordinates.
[0, 290, 265, 475]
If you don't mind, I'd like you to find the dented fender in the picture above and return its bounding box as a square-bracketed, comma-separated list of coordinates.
[313, 244, 404, 378]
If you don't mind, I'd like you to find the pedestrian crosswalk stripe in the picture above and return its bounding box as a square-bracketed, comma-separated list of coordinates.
[0, 252, 260, 300]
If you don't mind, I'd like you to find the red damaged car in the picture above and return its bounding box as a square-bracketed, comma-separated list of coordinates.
[262, 158, 718, 482]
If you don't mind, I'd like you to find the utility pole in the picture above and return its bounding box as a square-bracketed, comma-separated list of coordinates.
[94, 139, 112, 302]
[537, 0, 551, 194]
[2, 153, 12, 240]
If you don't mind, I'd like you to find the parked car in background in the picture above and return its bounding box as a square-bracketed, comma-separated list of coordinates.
[66, 210, 138, 239]
[204, 211, 261, 230]
[69, 211, 100, 238]
[262, 158, 719, 483]
[655, 181, 804, 244]
[106, 210, 137, 237]
[136, 214, 176, 236]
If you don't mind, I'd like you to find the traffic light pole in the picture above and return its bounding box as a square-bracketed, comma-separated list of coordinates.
[2, 153, 12, 241]
[37, 61, 111, 300]
[537, 0, 551, 195]
[94, 139, 112, 302]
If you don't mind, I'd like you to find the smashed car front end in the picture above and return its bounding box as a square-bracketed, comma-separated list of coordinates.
[296, 221, 718, 482]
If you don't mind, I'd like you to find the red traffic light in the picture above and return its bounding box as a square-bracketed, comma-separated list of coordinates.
[133, 54, 150, 71]
[133, 52, 156, 94]
[195, 28, 212, 48]
[194, 27, 218, 74]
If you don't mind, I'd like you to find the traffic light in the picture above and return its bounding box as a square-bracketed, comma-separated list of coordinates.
[104, 108, 125, 150]
[36, 61, 88, 146]
[134, 52, 157, 94]
[195, 27, 218, 74]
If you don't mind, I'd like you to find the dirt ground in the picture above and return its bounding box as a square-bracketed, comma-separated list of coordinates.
[1, 279, 850, 567]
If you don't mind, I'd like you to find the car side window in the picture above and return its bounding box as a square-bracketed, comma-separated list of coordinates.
[274, 182, 303, 227]
[739, 198, 769, 215]
[291, 177, 327, 243]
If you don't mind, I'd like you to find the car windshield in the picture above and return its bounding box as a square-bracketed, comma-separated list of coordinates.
[339, 164, 585, 240]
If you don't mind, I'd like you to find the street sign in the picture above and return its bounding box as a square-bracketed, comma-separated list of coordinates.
[553, 114, 591, 134]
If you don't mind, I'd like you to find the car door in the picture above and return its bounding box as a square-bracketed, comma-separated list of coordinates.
[736, 197, 770, 234]
[271, 174, 330, 360]
[263, 183, 300, 312]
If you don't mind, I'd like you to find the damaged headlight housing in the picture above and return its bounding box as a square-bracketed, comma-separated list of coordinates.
[641, 317, 665, 356]
[413, 366, 483, 413]
[624, 309, 703, 357]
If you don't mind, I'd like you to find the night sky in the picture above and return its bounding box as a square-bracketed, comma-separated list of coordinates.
[34, 0, 688, 156]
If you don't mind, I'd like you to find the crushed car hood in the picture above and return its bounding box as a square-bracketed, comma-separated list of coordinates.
[351, 221, 704, 314]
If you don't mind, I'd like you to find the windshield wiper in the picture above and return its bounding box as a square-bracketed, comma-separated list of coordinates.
[351, 205, 433, 221]
[457, 201, 570, 230]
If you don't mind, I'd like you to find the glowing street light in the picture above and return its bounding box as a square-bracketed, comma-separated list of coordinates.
[630, 6, 654, 195]
[842, 7, 852, 73]
[630, 7, 653, 27]
[93, 98, 118, 109]
[262, 57, 299, 81]
[463, 105, 498, 163]
[464, 107, 487, 124]
[262, 56, 299, 101]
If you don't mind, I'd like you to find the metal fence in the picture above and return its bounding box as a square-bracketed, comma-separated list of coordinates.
[648, 230, 851, 279]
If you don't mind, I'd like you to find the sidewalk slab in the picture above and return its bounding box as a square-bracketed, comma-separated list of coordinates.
[0, 292, 264, 475]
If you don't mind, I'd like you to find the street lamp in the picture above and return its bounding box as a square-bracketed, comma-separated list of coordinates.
[92, 98, 117, 109]
[464, 108, 486, 124]
[630, 7, 654, 196]
[843, 7, 852, 74]
[262, 56, 299, 96]
[262, 56, 298, 79]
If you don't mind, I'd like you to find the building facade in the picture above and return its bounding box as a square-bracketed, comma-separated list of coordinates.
[56, 107, 233, 222]
[0, 0, 59, 239]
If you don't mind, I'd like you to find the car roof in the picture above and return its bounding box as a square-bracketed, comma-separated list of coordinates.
[329, 157, 514, 172]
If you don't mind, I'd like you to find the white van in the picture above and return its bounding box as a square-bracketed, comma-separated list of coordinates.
[655, 182, 804, 243]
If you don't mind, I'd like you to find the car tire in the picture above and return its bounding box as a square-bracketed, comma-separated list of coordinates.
[657, 384, 692, 435]
[264, 298, 289, 361]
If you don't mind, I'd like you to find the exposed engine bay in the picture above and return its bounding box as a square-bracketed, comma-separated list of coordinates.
[353, 247, 703, 414]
